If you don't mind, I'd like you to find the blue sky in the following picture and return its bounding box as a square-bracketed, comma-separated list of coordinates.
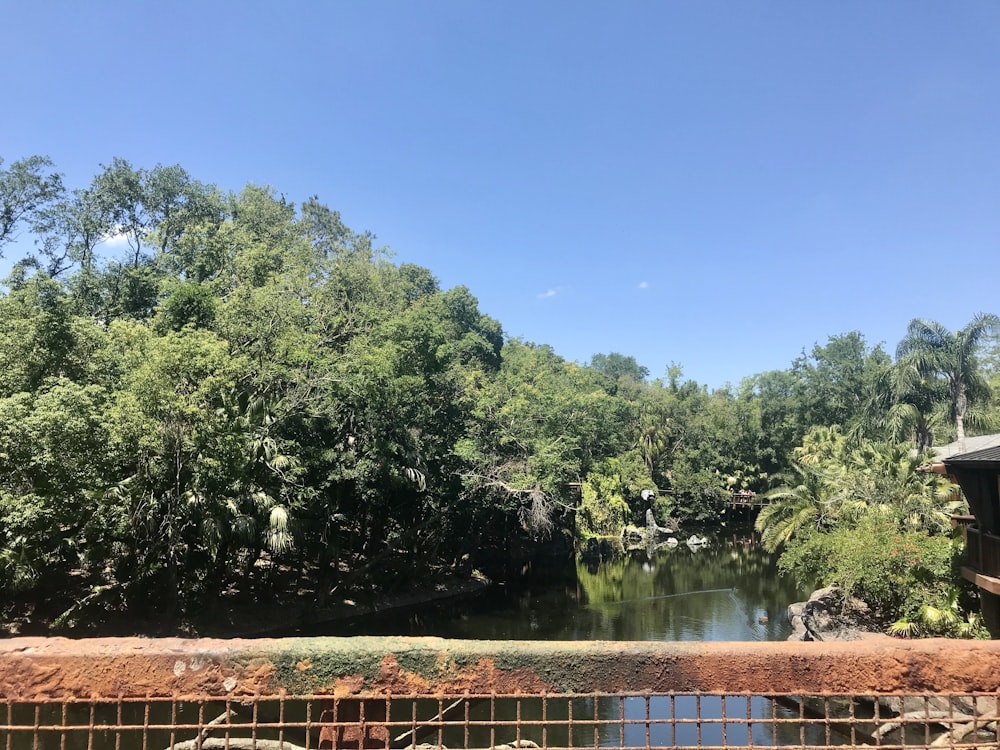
[3, 2, 999, 389]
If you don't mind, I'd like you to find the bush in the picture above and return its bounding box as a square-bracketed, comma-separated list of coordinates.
[778, 518, 955, 624]
[578, 475, 631, 537]
[577, 454, 652, 538]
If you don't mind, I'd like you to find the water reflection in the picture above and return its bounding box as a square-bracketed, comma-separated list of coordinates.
[440, 693, 838, 749]
[321, 533, 810, 642]
[572, 534, 809, 642]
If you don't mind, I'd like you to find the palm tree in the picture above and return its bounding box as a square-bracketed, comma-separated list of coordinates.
[755, 464, 839, 552]
[895, 314, 1000, 451]
[851, 363, 947, 450]
[637, 403, 672, 477]
[845, 440, 958, 533]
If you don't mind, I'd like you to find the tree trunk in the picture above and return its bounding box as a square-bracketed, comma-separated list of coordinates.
[953, 378, 968, 452]
[916, 422, 933, 452]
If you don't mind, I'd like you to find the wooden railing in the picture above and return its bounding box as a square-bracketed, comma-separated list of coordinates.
[965, 525, 1000, 581]
[727, 491, 771, 509]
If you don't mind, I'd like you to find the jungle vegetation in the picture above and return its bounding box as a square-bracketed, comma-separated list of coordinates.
[1, 155, 998, 635]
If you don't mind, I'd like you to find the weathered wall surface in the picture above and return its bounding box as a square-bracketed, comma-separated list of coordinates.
[2, 636, 1000, 699]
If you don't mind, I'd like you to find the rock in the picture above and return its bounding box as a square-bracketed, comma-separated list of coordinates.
[787, 602, 805, 621]
[883, 694, 999, 718]
[786, 586, 880, 641]
[580, 537, 617, 561]
[808, 585, 838, 601]
[645, 508, 675, 536]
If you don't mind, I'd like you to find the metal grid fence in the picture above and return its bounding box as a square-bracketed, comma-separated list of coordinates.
[0, 693, 998, 750]
[5, 692, 1000, 750]
[3, 637, 1000, 750]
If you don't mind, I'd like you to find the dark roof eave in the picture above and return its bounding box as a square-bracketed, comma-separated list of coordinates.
[945, 459, 1000, 471]
[942, 444, 1000, 469]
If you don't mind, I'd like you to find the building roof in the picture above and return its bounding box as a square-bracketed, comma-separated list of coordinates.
[944, 444, 1000, 467]
[931, 433, 1000, 460]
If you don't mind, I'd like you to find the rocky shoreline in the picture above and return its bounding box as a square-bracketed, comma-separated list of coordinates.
[786, 585, 887, 641]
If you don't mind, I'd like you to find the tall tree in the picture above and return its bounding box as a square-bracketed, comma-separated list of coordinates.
[89, 158, 151, 267]
[33, 188, 109, 279]
[852, 361, 947, 450]
[0, 156, 64, 253]
[792, 332, 891, 434]
[589, 352, 650, 385]
[737, 369, 801, 479]
[896, 314, 1000, 450]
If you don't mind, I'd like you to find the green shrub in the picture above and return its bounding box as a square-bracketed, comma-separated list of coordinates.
[778, 518, 955, 624]
[578, 475, 631, 537]
[577, 453, 652, 538]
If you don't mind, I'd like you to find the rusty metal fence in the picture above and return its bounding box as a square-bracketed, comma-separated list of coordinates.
[3, 637, 1000, 750]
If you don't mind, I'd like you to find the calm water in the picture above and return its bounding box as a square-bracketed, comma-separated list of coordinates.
[320, 533, 811, 641]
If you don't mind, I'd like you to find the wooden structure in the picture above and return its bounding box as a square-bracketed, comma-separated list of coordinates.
[727, 490, 771, 509]
[935, 444, 1000, 636]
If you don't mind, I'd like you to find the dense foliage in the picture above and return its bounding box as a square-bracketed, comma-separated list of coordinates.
[0, 154, 997, 635]
[757, 404, 994, 636]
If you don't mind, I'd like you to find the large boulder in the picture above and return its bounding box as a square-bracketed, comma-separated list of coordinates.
[786, 602, 807, 641]
[787, 586, 880, 641]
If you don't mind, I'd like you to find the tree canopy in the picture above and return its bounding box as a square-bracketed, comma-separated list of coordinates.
[0, 153, 997, 635]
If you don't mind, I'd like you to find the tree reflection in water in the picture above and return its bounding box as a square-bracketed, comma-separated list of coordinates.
[322, 533, 810, 642]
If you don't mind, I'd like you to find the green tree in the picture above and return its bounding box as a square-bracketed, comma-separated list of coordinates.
[842, 441, 956, 531]
[778, 518, 958, 626]
[852, 360, 947, 450]
[457, 341, 631, 541]
[758, 426, 956, 553]
[144, 163, 221, 256]
[737, 369, 801, 479]
[0, 380, 112, 599]
[577, 454, 650, 538]
[792, 332, 891, 436]
[31, 187, 109, 280]
[589, 352, 650, 393]
[645, 374, 760, 520]
[0, 277, 100, 394]
[755, 464, 838, 552]
[896, 315, 1000, 449]
[0, 155, 64, 252]
[984, 339, 1000, 433]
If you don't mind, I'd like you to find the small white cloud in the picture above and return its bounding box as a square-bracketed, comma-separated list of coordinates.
[638, 281, 649, 289]
[98, 231, 132, 248]
[537, 288, 558, 299]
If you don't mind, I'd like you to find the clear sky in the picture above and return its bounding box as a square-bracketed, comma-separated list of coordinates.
[3, 2, 999, 389]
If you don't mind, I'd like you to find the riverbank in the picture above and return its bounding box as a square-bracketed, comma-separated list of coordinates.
[786, 586, 887, 642]
[1, 572, 492, 639]
[3, 533, 788, 641]
[243, 573, 492, 638]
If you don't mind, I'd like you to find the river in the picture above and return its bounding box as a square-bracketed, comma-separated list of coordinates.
[317, 532, 811, 642]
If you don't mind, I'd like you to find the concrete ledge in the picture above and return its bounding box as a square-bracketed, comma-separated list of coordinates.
[3, 636, 1000, 699]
